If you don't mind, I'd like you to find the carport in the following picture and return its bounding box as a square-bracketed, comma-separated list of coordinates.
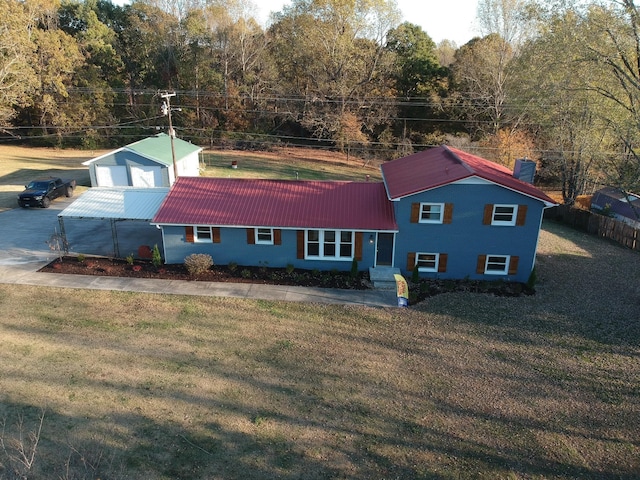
[58, 187, 169, 258]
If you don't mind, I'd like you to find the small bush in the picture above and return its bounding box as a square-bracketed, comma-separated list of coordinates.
[526, 268, 537, 290]
[152, 244, 162, 268]
[286, 263, 295, 274]
[350, 258, 358, 278]
[241, 269, 252, 278]
[411, 265, 420, 283]
[184, 253, 213, 276]
[77, 254, 85, 263]
[228, 262, 238, 272]
[126, 253, 134, 265]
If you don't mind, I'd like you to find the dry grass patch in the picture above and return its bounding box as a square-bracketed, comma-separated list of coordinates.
[1, 222, 639, 479]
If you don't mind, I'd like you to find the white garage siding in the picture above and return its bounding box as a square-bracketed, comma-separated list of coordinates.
[131, 165, 163, 187]
[95, 165, 129, 186]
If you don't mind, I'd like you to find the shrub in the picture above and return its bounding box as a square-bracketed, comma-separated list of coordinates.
[152, 244, 162, 268]
[411, 265, 420, 283]
[125, 253, 134, 265]
[241, 269, 252, 278]
[286, 263, 295, 274]
[526, 267, 537, 290]
[184, 253, 213, 276]
[228, 262, 238, 272]
[77, 254, 86, 263]
[350, 258, 358, 278]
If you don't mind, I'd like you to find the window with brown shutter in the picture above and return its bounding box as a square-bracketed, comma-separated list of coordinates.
[438, 253, 448, 272]
[483, 205, 494, 225]
[508, 256, 519, 275]
[185, 226, 194, 243]
[297, 231, 304, 259]
[476, 254, 487, 273]
[407, 252, 416, 271]
[274, 229, 282, 245]
[443, 204, 453, 224]
[212, 227, 221, 243]
[410, 203, 420, 223]
[354, 232, 363, 261]
[516, 205, 528, 226]
[246, 228, 255, 244]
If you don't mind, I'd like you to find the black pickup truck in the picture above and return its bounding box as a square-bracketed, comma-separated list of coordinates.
[17, 177, 76, 208]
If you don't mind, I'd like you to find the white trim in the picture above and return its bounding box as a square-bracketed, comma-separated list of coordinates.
[419, 202, 445, 224]
[195, 225, 215, 243]
[484, 254, 510, 275]
[305, 229, 354, 261]
[255, 227, 274, 245]
[415, 252, 440, 272]
[491, 204, 517, 226]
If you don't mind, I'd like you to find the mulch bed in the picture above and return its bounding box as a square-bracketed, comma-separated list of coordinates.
[39, 256, 370, 290]
[40, 256, 534, 303]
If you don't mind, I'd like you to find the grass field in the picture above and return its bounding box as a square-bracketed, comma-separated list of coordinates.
[0, 145, 638, 479]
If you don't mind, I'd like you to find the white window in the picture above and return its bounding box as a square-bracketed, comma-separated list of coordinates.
[491, 205, 517, 226]
[255, 228, 274, 245]
[195, 226, 214, 242]
[306, 230, 353, 260]
[415, 253, 439, 272]
[420, 203, 444, 223]
[484, 255, 510, 274]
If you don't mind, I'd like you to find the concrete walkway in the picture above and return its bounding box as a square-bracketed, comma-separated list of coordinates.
[0, 259, 398, 307]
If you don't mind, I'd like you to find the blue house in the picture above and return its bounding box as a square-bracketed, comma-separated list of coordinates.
[590, 187, 640, 229]
[152, 146, 557, 283]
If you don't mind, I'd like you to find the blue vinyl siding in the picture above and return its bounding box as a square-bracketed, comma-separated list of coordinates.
[161, 226, 378, 271]
[394, 182, 545, 282]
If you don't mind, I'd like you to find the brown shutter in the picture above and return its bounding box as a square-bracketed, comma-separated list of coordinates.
[407, 252, 416, 271]
[354, 232, 363, 261]
[185, 226, 194, 243]
[410, 203, 420, 223]
[516, 205, 528, 226]
[212, 227, 221, 243]
[483, 205, 493, 225]
[438, 253, 448, 273]
[508, 256, 519, 275]
[297, 230, 304, 259]
[274, 229, 282, 245]
[476, 255, 487, 274]
[443, 204, 453, 224]
[246, 228, 255, 244]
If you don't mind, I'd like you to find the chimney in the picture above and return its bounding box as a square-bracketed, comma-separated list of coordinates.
[513, 158, 536, 184]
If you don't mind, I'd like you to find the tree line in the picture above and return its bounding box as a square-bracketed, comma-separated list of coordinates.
[2, 0, 640, 204]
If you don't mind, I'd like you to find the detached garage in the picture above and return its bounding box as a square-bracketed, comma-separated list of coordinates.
[83, 133, 203, 187]
[58, 187, 169, 258]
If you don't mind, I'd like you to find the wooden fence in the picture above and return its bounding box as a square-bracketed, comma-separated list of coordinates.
[544, 205, 640, 251]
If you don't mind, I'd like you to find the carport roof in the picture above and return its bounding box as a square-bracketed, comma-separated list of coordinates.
[59, 187, 169, 220]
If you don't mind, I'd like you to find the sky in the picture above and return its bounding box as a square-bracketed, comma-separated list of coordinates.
[112, 0, 480, 46]
[257, 0, 480, 46]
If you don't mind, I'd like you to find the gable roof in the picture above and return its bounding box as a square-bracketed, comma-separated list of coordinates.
[381, 145, 556, 205]
[83, 133, 202, 166]
[152, 177, 398, 231]
[592, 187, 640, 220]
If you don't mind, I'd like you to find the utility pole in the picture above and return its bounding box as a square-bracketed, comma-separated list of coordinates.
[160, 91, 178, 183]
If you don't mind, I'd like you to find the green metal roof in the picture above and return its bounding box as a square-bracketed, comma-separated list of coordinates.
[126, 133, 202, 166]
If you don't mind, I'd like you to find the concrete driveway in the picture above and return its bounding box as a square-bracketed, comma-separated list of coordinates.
[0, 194, 162, 266]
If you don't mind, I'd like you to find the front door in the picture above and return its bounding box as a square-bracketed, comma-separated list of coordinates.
[376, 233, 394, 266]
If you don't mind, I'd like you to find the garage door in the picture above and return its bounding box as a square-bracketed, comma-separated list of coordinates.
[96, 165, 129, 186]
[131, 165, 163, 187]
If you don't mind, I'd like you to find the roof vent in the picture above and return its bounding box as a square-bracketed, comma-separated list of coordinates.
[513, 158, 536, 184]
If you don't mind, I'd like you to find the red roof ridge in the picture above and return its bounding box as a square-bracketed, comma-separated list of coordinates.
[443, 145, 474, 174]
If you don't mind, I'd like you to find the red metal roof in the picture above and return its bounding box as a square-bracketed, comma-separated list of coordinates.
[152, 177, 398, 231]
[381, 145, 557, 204]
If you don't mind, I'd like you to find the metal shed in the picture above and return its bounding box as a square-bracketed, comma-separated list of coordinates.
[58, 187, 169, 258]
